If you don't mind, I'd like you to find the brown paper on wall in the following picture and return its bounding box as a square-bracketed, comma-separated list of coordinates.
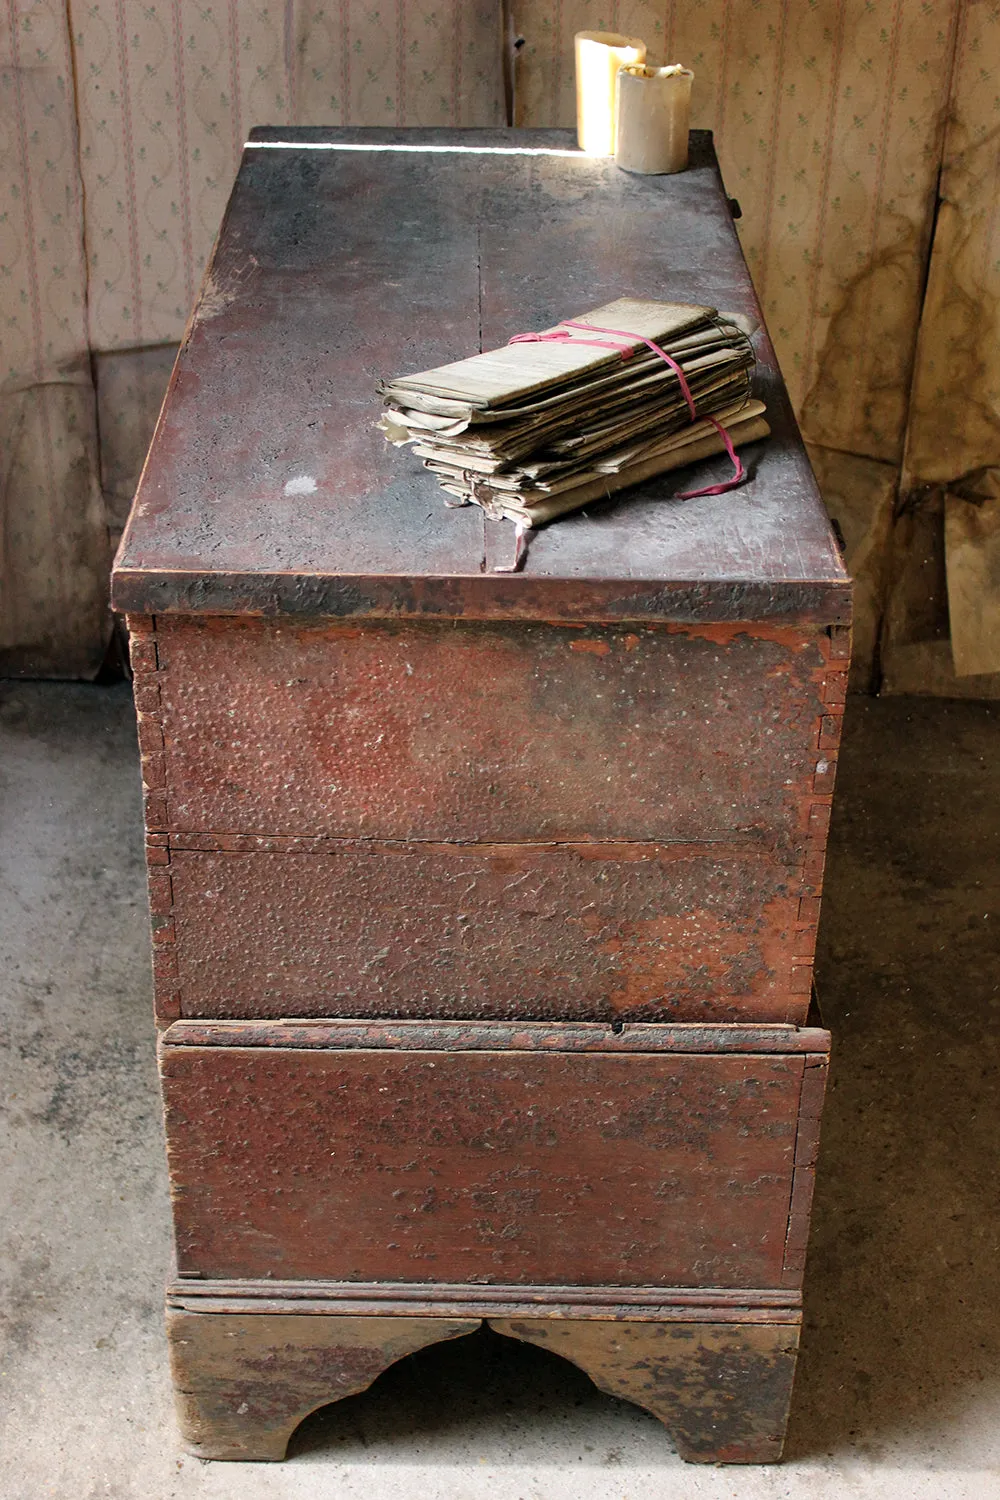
[902, 4, 1000, 489]
[898, 3, 1000, 687]
[945, 475, 1000, 678]
[0, 3, 111, 677]
[806, 444, 896, 694]
[881, 488, 1000, 701]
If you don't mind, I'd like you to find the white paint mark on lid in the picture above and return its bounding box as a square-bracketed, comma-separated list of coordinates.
[284, 475, 317, 496]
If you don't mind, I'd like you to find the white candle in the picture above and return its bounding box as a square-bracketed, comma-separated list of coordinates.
[574, 31, 647, 157]
[614, 63, 694, 175]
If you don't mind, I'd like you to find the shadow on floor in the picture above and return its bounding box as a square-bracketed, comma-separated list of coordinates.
[288, 1324, 672, 1465]
[787, 696, 1000, 1463]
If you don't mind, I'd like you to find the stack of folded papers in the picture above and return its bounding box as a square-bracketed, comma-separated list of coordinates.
[378, 297, 769, 530]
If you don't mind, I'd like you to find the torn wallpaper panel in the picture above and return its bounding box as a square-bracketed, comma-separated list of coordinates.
[903, 2, 1000, 488]
[881, 489, 1000, 699]
[0, 3, 86, 383]
[0, 377, 109, 678]
[93, 345, 180, 541]
[944, 479, 1000, 679]
[513, 0, 958, 464]
[0, 1, 110, 676]
[806, 444, 896, 693]
[898, 2, 1000, 679]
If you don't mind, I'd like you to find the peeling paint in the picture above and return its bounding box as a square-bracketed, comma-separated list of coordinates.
[284, 474, 318, 496]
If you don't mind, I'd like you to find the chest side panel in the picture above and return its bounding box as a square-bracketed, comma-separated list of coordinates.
[129, 614, 845, 1025]
[148, 615, 842, 848]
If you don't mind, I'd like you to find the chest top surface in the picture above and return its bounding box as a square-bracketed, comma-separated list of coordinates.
[111, 127, 849, 626]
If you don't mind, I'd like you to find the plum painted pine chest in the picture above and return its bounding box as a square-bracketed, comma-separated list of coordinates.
[112, 127, 850, 1464]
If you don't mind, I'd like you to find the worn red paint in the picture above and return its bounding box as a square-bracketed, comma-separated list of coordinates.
[160, 1039, 811, 1287]
[147, 614, 835, 848]
[163, 841, 807, 1022]
[569, 639, 611, 655]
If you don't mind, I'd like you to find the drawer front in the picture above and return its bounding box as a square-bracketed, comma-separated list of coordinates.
[147, 615, 837, 846]
[161, 1024, 827, 1288]
[163, 842, 811, 1022]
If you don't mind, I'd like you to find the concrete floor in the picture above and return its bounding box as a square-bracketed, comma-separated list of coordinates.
[1, 681, 998, 1499]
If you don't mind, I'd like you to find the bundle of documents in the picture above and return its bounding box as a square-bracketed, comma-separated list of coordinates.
[378, 298, 769, 530]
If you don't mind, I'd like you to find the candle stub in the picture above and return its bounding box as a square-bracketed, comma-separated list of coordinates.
[614, 63, 694, 175]
[574, 31, 646, 157]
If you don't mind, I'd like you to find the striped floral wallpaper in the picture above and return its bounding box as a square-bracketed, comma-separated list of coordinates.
[72, 1, 502, 349]
[515, 0, 958, 466]
[1, 0, 108, 676]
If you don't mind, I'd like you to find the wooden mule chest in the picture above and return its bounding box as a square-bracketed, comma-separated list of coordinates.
[112, 126, 850, 1464]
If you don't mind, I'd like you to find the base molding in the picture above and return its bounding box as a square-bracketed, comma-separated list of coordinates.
[167, 1277, 800, 1322]
[166, 1282, 802, 1464]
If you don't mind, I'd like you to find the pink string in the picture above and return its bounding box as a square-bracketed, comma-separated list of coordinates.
[509, 318, 746, 497]
[492, 521, 529, 573]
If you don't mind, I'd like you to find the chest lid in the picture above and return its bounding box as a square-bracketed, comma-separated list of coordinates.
[111, 128, 849, 627]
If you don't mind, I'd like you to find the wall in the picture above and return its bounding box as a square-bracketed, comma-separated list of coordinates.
[513, 0, 993, 692]
[2, 0, 998, 692]
[1, 1, 108, 676]
[78, 0, 502, 548]
[0, 0, 501, 676]
[883, 0, 1000, 695]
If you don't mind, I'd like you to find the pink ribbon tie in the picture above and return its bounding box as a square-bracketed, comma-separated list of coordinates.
[509, 317, 747, 498]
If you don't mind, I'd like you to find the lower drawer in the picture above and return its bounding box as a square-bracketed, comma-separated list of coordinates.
[160, 1020, 827, 1289]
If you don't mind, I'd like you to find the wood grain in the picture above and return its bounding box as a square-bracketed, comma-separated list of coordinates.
[167, 1309, 479, 1460]
[491, 1316, 799, 1463]
[110, 129, 849, 625]
[161, 1018, 831, 1054]
[167, 1303, 800, 1463]
[167, 1278, 801, 1319]
[121, 129, 844, 1467]
[160, 1042, 808, 1287]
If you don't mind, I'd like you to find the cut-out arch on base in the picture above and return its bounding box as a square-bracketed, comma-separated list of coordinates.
[168, 1307, 798, 1465]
